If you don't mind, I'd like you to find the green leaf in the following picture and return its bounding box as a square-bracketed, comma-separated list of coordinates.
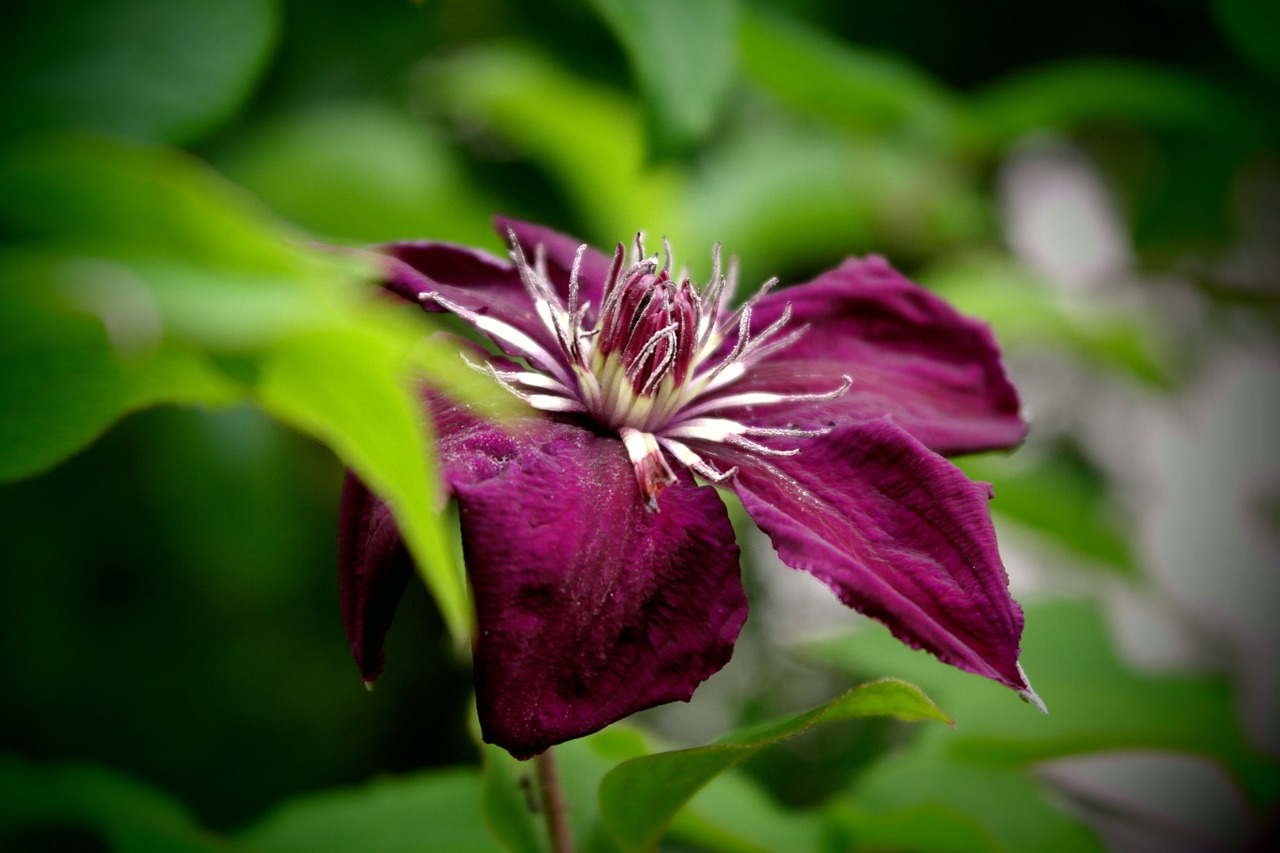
[738, 7, 958, 148]
[241, 767, 500, 853]
[804, 599, 1280, 808]
[0, 755, 246, 853]
[587, 0, 738, 159]
[254, 324, 472, 648]
[0, 272, 242, 482]
[0, 0, 279, 144]
[966, 59, 1277, 150]
[0, 135, 309, 276]
[0, 135, 316, 480]
[597, 680, 950, 852]
[217, 102, 497, 246]
[0, 135, 490, 645]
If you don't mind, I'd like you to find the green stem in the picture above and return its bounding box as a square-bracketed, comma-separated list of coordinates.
[535, 747, 574, 853]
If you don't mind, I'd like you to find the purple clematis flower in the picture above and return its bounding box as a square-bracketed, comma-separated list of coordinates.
[339, 217, 1041, 760]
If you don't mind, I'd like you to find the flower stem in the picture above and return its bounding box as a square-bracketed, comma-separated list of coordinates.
[535, 748, 574, 853]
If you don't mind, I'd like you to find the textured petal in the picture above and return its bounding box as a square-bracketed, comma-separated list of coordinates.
[494, 216, 613, 316]
[713, 418, 1032, 697]
[338, 471, 415, 684]
[439, 414, 746, 759]
[711, 256, 1026, 455]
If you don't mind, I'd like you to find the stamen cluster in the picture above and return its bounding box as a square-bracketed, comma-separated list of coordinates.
[427, 232, 849, 507]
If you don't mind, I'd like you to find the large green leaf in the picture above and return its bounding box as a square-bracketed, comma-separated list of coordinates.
[0, 135, 490, 644]
[0, 755, 248, 853]
[0, 268, 241, 481]
[253, 324, 472, 650]
[587, 0, 738, 158]
[0, 0, 279, 144]
[597, 680, 950, 852]
[241, 767, 499, 853]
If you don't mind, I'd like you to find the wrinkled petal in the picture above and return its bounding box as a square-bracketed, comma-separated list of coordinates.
[437, 412, 747, 759]
[711, 256, 1026, 455]
[710, 418, 1034, 699]
[494, 216, 613, 317]
[338, 471, 415, 684]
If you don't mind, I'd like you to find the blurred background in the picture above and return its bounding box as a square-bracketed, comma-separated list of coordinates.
[1, 0, 1277, 850]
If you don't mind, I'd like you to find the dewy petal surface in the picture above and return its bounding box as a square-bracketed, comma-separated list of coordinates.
[715, 418, 1030, 695]
[338, 471, 416, 684]
[434, 407, 747, 759]
[710, 256, 1026, 455]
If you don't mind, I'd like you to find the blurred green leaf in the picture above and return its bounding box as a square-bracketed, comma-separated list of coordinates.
[956, 449, 1138, 576]
[217, 102, 497, 246]
[925, 254, 1173, 386]
[0, 135, 311, 278]
[597, 680, 949, 852]
[0, 756, 246, 853]
[804, 599, 1280, 807]
[738, 7, 958, 147]
[682, 119, 989, 278]
[843, 754, 1104, 853]
[478, 738, 544, 853]
[665, 769, 825, 853]
[824, 800, 1001, 853]
[0, 269, 242, 482]
[1213, 0, 1280, 84]
[418, 44, 681, 242]
[587, 0, 738, 159]
[254, 324, 472, 651]
[0, 0, 279, 144]
[0, 134, 484, 645]
[966, 59, 1277, 150]
[241, 767, 499, 853]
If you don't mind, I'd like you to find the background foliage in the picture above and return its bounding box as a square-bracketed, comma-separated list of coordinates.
[1, 0, 1277, 850]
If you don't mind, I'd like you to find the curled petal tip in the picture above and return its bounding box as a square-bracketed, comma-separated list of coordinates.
[363, 679, 376, 692]
[1016, 662, 1047, 713]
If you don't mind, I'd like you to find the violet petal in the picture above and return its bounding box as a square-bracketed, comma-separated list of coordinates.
[441, 415, 746, 759]
[338, 471, 415, 684]
[711, 256, 1026, 455]
[714, 418, 1032, 696]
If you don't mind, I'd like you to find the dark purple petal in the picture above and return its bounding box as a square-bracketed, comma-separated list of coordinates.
[494, 216, 613, 315]
[713, 256, 1026, 455]
[712, 418, 1032, 696]
[338, 471, 415, 684]
[439, 414, 746, 759]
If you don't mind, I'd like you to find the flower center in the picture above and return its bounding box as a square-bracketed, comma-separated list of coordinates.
[432, 232, 849, 509]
